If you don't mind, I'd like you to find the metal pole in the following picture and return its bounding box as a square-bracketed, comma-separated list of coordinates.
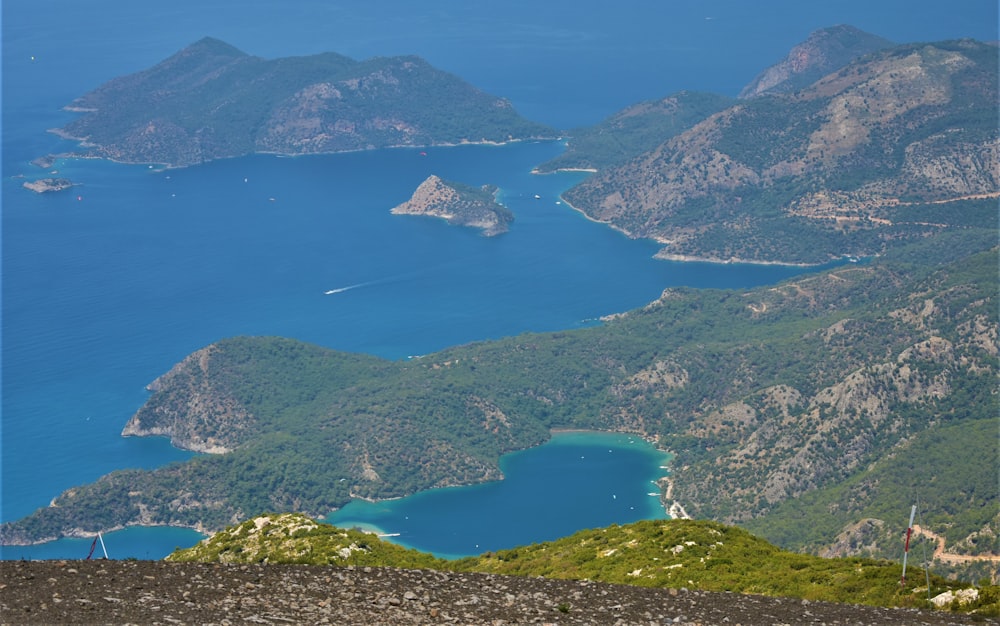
[901, 505, 916, 587]
[98, 532, 109, 560]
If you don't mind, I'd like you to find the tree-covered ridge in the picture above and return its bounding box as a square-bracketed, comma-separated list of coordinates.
[533, 91, 734, 174]
[169, 513, 1000, 613]
[391, 175, 513, 236]
[562, 39, 999, 264]
[53, 37, 555, 167]
[2, 237, 996, 580]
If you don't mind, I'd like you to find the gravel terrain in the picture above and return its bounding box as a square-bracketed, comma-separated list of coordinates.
[1, 560, 994, 625]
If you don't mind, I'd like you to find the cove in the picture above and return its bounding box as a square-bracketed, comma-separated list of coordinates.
[326, 431, 672, 559]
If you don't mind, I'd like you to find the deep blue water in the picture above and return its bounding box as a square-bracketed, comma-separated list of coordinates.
[3, 0, 996, 560]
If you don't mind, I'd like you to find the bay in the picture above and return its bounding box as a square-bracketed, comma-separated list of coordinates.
[2, 0, 995, 561]
[0, 141, 808, 561]
[327, 431, 672, 559]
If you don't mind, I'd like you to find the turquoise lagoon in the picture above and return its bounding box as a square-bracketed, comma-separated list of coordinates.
[327, 431, 672, 559]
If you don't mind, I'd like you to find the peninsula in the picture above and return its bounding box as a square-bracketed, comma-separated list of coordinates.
[391, 175, 513, 236]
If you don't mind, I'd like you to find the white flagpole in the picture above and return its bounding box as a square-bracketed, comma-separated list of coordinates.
[901, 505, 916, 587]
[97, 531, 109, 560]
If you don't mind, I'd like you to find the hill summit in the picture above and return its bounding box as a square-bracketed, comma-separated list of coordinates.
[739, 25, 894, 98]
[164, 513, 997, 615]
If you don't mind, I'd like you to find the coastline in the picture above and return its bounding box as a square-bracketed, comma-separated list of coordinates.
[549, 427, 679, 520]
[557, 194, 832, 268]
[1, 520, 208, 548]
[531, 166, 598, 175]
[653, 250, 820, 268]
[38, 131, 561, 172]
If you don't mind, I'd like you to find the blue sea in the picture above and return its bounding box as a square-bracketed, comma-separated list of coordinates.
[3, 0, 996, 561]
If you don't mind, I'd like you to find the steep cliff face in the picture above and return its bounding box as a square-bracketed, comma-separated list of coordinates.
[563, 39, 999, 264]
[391, 174, 513, 236]
[739, 25, 893, 98]
[121, 345, 256, 454]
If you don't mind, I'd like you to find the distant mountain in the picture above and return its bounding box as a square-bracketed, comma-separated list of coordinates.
[533, 91, 734, 173]
[739, 25, 894, 98]
[391, 175, 513, 236]
[562, 38, 998, 264]
[52, 37, 555, 167]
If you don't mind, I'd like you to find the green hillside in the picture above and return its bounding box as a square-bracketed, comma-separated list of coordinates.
[169, 513, 1000, 614]
[4, 237, 995, 579]
[167, 513, 447, 570]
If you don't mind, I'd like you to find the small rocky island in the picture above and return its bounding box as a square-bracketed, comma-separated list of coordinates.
[22, 177, 76, 193]
[391, 175, 513, 236]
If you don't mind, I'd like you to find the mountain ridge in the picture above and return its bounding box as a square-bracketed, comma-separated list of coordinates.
[561, 38, 998, 264]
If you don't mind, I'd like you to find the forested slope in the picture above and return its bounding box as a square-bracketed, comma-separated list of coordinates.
[3, 236, 995, 573]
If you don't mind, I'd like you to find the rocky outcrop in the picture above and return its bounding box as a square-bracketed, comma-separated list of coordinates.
[932, 588, 981, 609]
[391, 175, 513, 236]
[121, 345, 255, 453]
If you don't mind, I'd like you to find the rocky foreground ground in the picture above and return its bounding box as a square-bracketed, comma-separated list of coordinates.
[1, 560, 994, 625]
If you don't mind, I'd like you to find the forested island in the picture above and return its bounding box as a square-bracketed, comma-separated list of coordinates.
[43, 37, 554, 167]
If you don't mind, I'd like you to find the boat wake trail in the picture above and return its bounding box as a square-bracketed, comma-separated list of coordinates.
[323, 283, 368, 295]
